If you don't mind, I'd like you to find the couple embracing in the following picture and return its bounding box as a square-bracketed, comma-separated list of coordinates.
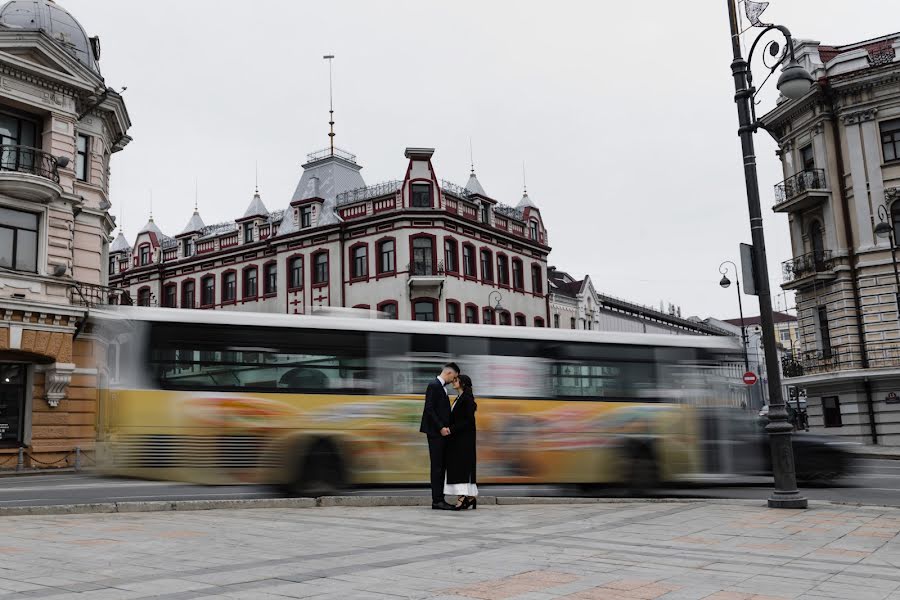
[419, 362, 478, 511]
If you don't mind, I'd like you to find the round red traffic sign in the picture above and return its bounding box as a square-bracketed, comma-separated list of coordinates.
[743, 371, 758, 385]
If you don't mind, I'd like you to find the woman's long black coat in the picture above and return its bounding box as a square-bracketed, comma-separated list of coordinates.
[446, 391, 477, 485]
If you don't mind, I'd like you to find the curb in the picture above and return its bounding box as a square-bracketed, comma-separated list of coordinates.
[3, 495, 899, 517]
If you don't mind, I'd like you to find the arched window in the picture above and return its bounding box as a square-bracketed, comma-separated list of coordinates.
[446, 300, 460, 323]
[137, 287, 151, 307]
[351, 244, 368, 279]
[462, 244, 476, 278]
[534, 316, 545, 328]
[263, 262, 277, 295]
[313, 251, 328, 285]
[181, 280, 196, 308]
[288, 256, 303, 290]
[497, 254, 509, 287]
[512, 258, 524, 291]
[222, 271, 237, 303]
[163, 283, 177, 308]
[480, 249, 493, 282]
[243, 266, 258, 299]
[411, 236, 435, 275]
[464, 303, 478, 324]
[516, 313, 527, 327]
[413, 299, 438, 321]
[444, 238, 459, 274]
[482, 306, 495, 325]
[531, 264, 543, 294]
[378, 300, 398, 319]
[499, 310, 511, 326]
[201, 276, 215, 307]
[377, 238, 396, 275]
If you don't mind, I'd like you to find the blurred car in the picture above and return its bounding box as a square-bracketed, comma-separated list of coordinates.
[700, 408, 857, 483]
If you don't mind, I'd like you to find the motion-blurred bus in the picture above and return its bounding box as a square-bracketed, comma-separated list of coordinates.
[94, 307, 749, 494]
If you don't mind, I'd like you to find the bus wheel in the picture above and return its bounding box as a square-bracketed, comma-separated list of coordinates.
[627, 447, 659, 495]
[291, 442, 346, 497]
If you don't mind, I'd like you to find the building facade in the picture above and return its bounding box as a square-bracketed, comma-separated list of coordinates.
[761, 32, 900, 444]
[548, 268, 729, 336]
[0, 1, 131, 466]
[110, 147, 551, 326]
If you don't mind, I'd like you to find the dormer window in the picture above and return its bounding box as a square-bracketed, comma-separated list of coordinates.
[243, 222, 254, 243]
[529, 221, 539, 241]
[182, 238, 193, 258]
[411, 183, 431, 208]
[480, 204, 490, 224]
[139, 244, 150, 266]
[301, 206, 312, 228]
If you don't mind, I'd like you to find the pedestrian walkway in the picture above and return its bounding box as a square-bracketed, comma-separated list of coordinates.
[0, 500, 899, 599]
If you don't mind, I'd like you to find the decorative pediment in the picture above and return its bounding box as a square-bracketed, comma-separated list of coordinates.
[2, 46, 76, 77]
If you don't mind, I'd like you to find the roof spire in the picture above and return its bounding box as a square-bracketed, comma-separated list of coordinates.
[469, 137, 474, 174]
[522, 160, 527, 195]
[254, 161, 259, 194]
[149, 189, 153, 220]
[324, 54, 335, 155]
[194, 178, 198, 212]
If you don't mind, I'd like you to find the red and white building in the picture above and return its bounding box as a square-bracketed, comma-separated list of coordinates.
[109, 146, 551, 325]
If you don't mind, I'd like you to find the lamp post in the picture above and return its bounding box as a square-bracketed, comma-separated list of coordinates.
[874, 205, 900, 317]
[719, 261, 752, 408]
[725, 0, 812, 508]
[488, 290, 503, 311]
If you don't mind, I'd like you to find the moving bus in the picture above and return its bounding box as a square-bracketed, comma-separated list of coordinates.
[94, 307, 745, 494]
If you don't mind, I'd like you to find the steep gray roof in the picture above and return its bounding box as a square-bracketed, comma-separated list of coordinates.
[138, 217, 164, 238]
[179, 210, 205, 235]
[109, 231, 129, 253]
[465, 171, 486, 196]
[517, 190, 537, 210]
[242, 191, 268, 219]
[280, 153, 365, 235]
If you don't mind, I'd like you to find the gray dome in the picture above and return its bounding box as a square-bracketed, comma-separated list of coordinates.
[0, 0, 100, 74]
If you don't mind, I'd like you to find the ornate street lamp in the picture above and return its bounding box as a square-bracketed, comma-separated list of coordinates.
[488, 290, 503, 312]
[725, 0, 812, 508]
[875, 205, 900, 316]
[718, 261, 752, 407]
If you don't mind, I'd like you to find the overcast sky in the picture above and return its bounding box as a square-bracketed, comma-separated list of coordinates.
[69, 0, 897, 320]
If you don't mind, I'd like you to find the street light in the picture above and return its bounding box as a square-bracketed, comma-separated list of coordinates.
[718, 261, 752, 407]
[726, 0, 811, 509]
[875, 205, 900, 317]
[488, 290, 503, 312]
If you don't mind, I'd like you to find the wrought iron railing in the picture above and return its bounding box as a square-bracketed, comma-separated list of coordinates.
[306, 147, 357, 164]
[407, 260, 445, 277]
[783, 343, 900, 377]
[494, 203, 523, 221]
[336, 180, 402, 206]
[782, 250, 834, 283]
[70, 282, 133, 307]
[774, 168, 827, 204]
[0, 145, 60, 183]
[440, 180, 473, 200]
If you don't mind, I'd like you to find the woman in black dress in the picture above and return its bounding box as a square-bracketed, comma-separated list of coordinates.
[444, 374, 478, 510]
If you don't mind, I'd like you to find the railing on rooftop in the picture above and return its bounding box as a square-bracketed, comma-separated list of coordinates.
[440, 179, 474, 200]
[306, 147, 357, 164]
[494, 203, 524, 221]
[70, 282, 133, 307]
[336, 180, 402, 206]
[774, 168, 827, 204]
[0, 145, 60, 183]
[781, 250, 834, 283]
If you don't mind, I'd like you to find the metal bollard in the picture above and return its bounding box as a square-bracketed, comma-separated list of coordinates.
[16, 447, 24, 472]
[74, 447, 81, 472]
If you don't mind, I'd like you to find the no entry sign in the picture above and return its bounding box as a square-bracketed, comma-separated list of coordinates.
[743, 371, 758, 385]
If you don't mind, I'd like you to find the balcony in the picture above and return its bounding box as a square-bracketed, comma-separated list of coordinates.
[773, 168, 829, 213]
[407, 260, 445, 293]
[782, 343, 900, 378]
[781, 250, 837, 290]
[70, 282, 133, 308]
[0, 145, 63, 202]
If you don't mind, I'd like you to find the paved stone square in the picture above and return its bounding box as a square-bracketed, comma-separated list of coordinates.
[0, 500, 900, 599]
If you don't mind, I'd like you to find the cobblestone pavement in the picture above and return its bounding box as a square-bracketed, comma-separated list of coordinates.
[1, 500, 900, 599]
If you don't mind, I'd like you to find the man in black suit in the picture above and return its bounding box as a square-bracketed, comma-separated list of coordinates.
[420, 362, 460, 510]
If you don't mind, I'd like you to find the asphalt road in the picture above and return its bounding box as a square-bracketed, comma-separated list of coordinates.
[0, 457, 897, 508]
